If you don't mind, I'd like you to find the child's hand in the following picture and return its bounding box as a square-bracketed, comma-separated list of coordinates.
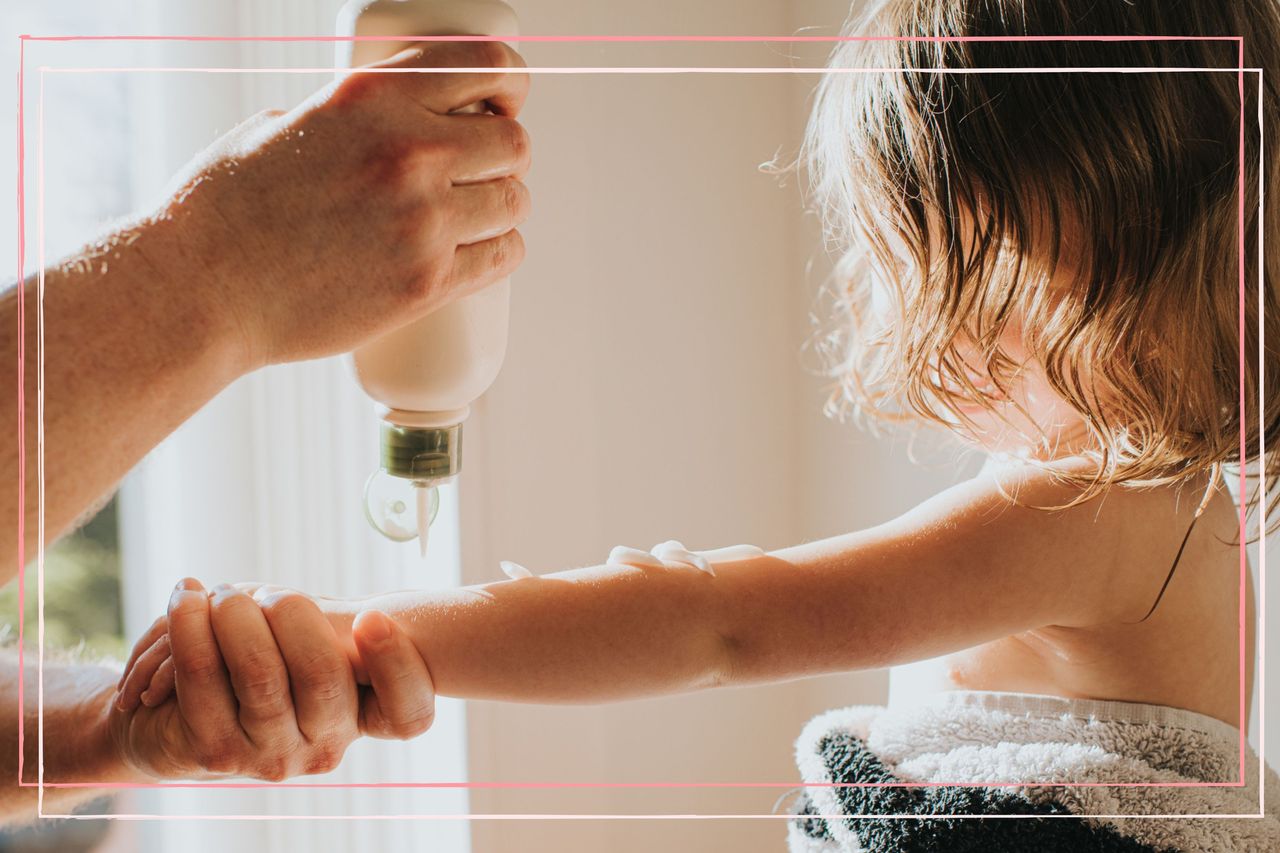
[110, 578, 436, 782]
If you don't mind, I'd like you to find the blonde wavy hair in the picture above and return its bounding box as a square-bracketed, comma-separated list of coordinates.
[796, 0, 1279, 526]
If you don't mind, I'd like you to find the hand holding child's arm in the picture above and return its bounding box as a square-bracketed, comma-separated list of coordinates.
[124, 560, 733, 707]
[110, 578, 435, 782]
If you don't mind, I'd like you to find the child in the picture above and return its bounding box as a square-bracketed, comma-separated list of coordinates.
[115, 0, 1279, 849]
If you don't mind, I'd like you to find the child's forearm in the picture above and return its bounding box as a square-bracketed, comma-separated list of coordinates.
[324, 562, 733, 704]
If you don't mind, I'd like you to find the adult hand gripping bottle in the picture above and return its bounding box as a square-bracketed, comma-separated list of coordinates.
[336, 0, 519, 556]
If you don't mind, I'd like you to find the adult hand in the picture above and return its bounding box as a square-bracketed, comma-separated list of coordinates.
[138, 39, 532, 372]
[108, 579, 435, 781]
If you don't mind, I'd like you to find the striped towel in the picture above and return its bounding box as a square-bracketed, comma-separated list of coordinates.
[787, 691, 1280, 852]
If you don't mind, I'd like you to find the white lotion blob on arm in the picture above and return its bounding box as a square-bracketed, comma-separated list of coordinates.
[607, 541, 767, 576]
[498, 542, 765, 581]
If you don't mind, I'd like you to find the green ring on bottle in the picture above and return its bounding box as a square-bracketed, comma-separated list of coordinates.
[380, 422, 463, 481]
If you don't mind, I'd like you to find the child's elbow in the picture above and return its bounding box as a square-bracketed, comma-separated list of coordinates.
[696, 626, 741, 691]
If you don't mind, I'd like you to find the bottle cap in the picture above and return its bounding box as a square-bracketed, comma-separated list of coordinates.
[380, 421, 462, 481]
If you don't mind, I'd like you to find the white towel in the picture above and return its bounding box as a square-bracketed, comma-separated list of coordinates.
[787, 690, 1280, 853]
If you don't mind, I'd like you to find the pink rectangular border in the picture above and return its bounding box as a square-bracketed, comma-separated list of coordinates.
[14, 33, 1265, 821]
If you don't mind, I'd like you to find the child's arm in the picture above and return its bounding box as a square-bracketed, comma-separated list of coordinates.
[124, 459, 1180, 706]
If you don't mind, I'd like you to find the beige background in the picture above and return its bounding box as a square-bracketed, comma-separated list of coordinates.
[455, 2, 979, 850]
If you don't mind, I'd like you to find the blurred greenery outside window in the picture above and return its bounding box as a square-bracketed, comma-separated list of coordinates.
[0, 499, 125, 661]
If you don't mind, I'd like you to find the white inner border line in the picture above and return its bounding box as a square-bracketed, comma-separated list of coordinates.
[35, 65, 45, 823]
[1254, 65, 1268, 822]
[40, 65, 1257, 74]
[38, 812, 1280, 821]
[32, 63, 1269, 819]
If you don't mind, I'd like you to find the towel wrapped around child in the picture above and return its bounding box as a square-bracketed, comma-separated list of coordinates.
[787, 690, 1279, 853]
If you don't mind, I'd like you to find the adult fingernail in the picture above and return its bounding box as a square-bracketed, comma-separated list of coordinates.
[210, 583, 234, 598]
[140, 690, 153, 706]
[257, 591, 287, 609]
[355, 610, 392, 644]
[175, 577, 204, 592]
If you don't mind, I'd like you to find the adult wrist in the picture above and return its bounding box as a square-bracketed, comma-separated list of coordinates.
[123, 207, 265, 381]
[42, 670, 154, 786]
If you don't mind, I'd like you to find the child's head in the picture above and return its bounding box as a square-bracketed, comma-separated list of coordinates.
[803, 0, 1278, 503]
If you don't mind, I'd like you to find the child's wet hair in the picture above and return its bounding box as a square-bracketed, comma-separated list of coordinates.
[796, 0, 1279, 522]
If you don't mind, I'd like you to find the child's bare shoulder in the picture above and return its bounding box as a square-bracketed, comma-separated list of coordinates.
[927, 454, 1210, 626]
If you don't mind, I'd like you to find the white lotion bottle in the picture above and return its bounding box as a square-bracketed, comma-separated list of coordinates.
[336, 0, 519, 555]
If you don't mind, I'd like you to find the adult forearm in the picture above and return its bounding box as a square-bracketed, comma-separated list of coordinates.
[325, 563, 733, 704]
[0, 215, 248, 580]
[0, 655, 141, 823]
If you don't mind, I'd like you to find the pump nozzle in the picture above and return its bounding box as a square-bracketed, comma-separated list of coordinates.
[363, 469, 440, 550]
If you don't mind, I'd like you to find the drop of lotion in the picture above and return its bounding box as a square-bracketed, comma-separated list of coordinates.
[416, 486, 432, 558]
[500, 561, 533, 580]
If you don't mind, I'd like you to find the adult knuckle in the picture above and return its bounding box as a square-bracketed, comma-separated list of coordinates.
[503, 178, 530, 223]
[175, 642, 223, 682]
[397, 255, 444, 308]
[303, 721, 345, 749]
[255, 759, 290, 784]
[495, 229, 524, 272]
[183, 656, 223, 683]
[261, 590, 317, 622]
[234, 655, 288, 709]
[499, 118, 530, 164]
[391, 699, 436, 738]
[305, 740, 348, 775]
[294, 655, 348, 700]
[360, 137, 428, 195]
[410, 135, 454, 174]
[486, 233, 510, 272]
